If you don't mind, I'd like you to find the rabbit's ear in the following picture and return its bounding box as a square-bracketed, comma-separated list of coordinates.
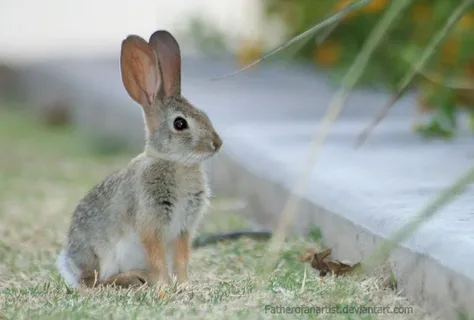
[149, 30, 181, 97]
[120, 35, 162, 107]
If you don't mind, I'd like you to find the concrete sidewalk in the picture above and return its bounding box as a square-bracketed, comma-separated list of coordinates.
[12, 55, 474, 317]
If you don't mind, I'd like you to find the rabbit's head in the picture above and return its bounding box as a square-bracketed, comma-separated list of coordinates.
[120, 30, 222, 164]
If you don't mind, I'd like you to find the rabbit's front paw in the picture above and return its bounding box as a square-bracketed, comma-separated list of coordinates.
[149, 271, 171, 288]
[159, 273, 171, 285]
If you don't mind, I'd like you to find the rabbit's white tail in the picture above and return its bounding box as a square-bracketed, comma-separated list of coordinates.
[57, 249, 80, 288]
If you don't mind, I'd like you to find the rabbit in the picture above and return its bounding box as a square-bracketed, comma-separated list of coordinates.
[56, 30, 223, 289]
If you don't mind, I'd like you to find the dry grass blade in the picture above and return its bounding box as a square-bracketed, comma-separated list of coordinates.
[355, 0, 474, 148]
[283, 10, 343, 61]
[267, 0, 413, 257]
[210, 0, 373, 81]
[284, 28, 318, 60]
[363, 164, 474, 273]
[316, 17, 343, 45]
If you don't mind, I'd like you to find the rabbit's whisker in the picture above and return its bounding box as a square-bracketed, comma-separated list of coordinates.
[181, 150, 199, 165]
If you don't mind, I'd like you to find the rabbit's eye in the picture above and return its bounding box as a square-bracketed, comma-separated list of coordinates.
[173, 117, 188, 131]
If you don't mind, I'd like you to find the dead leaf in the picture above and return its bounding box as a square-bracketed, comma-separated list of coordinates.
[301, 247, 361, 277]
[310, 248, 331, 269]
[310, 248, 332, 277]
[326, 260, 361, 276]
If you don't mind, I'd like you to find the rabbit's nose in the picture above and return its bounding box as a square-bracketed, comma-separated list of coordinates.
[211, 135, 223, 152]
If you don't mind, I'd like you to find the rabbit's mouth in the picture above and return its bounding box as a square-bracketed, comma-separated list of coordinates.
[162, 138, 221, 164]
[196, 136, 222, 155]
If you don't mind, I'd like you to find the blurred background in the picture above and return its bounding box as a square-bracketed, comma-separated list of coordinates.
[0, 0, 264, 61]
[1, 0, 474, 138]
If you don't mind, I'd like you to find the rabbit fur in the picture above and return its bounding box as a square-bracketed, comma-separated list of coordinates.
[57, 30, 222, 288]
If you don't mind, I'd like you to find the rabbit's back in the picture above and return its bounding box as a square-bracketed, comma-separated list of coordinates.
[68, 165, 137, 238]
[59, 164, 140, 285]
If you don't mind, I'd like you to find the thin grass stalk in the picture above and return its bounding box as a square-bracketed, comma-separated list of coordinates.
[268, 0, 414, 255]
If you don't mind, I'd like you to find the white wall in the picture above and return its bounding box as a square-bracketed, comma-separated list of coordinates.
[0, 0, 264, 61]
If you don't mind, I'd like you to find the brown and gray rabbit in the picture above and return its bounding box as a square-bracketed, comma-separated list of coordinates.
[57, 30, 222, 288]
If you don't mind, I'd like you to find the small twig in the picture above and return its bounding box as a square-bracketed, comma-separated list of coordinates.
[210, 0, 373, 81]
[355, 0, 474, 148]
[355, 92, 402, 146]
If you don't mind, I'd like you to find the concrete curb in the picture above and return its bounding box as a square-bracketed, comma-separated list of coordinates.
[209, 148, 474, 320]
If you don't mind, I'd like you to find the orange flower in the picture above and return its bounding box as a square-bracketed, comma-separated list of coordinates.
[360, 0, 389, 13]
[158, 290, 166, 298]
[236, 40, 262, 70]
[410, 3, 432, 23]
[314, 41, 341, 67]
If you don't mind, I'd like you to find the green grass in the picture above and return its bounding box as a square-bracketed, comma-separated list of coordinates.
[0, 106, 433, 319]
